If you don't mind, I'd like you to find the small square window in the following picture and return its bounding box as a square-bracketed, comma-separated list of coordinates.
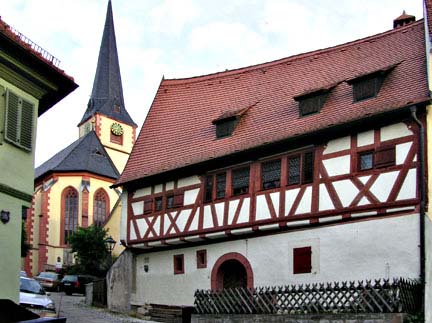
[293, 246, 312, 274]
[174, 254, 184, 274]
[359, 151, 374, 171]
[196, 250, 207, 269]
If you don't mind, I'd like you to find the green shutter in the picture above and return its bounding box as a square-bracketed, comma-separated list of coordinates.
[20, 99, 34, 150]
[4, 89, 34, 151]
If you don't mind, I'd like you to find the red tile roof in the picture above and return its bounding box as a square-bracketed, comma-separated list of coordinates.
[117, 20, 428, 186]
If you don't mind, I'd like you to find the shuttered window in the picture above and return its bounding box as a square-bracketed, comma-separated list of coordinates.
[374, 146, 395, 168]
[298, 93, 328, 117]
[155, 196, 163, 212]
[216, 173, 226, 199]
[204, 175, 213, 202]
[143, 199, 153, 214]
[352, 75, 384, 102]
[293, 246, 312, 274]
[5, 89, 34, 151]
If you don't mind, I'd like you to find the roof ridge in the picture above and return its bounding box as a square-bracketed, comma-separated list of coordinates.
[162, 19, 423, 86]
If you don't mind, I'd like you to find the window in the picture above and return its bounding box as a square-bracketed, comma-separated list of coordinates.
[93, 189, 109, 227]
[262, 159, 281, 189]
[293, 246, 312, 274]
[204, 173, 226, 202]
[215, 118, 238, 138]
[143, 199, 153, 214]
[63, 187, 78, 244]
[110, 132, 123, 145]
[173, 254, 184, 274]
[288, 151, 314, 185]
[155, 196, 163, 212]
[358, 145, 395, 171]
[358, 151, 374, 171]
[196, 250, 207, 269]
[232, 166, 250, 196]
[5, 89, 35, 151]
[297, 93, 329, 117]
[166, 193, 184, 209]
[352, 76, 384, 102]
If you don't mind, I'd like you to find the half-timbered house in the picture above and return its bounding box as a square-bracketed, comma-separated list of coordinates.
[111, 13, 428, 309]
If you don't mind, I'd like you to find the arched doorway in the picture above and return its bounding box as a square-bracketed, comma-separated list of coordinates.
[211, 252, 253, 291]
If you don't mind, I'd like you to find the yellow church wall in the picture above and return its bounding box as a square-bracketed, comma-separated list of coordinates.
[103, 198, 125, 257]
[33, 174, 120, 271]
[97, 114, 135, 173]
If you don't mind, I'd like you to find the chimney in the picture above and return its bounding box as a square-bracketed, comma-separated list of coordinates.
[393, 10, 416, 28]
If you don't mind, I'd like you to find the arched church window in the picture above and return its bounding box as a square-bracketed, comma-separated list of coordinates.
[62, 187, 78, 244]
[93, 189, 109, 227]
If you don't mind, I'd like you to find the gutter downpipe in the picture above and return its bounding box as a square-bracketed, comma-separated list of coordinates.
[410, 105, 425, 311]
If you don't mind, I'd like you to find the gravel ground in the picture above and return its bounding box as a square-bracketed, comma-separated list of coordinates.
[49, 292, 156, 323]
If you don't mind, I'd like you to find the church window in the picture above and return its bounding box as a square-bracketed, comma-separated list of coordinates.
[62, 187, 78, 244]
[93, 189, 109, 227]
[4, 89, 35, 151]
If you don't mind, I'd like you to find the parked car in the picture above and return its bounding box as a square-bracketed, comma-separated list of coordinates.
[19, 277, 56, 317]
[20, 270, 27, 277]
[34, 271, 62, 292]
[60, 274, 97, 295]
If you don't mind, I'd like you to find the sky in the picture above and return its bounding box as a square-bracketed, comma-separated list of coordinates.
[1, 0, 424, 167]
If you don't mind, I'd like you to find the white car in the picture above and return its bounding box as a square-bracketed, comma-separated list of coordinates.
[19, 277, 56, 316]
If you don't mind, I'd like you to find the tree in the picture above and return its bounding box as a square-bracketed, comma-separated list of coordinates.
[67, 225, 110, 276]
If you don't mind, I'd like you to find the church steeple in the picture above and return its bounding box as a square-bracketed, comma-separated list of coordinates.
[79, 0, 136, 127]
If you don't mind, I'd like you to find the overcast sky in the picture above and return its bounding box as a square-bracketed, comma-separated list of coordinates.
[1, 0, 424, 166]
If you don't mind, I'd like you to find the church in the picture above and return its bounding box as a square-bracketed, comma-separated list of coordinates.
[24, 0, 136, 275]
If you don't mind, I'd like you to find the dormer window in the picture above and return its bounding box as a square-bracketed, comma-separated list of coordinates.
[347, 63, 399, 102]
[214, 117, 238, 138]
[294, 84, 335, 117]
[212, 106, 251, 139]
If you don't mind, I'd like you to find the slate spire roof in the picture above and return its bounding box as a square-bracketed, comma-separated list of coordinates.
[79, 0, 136, 127]
[35, 131, 119, 181]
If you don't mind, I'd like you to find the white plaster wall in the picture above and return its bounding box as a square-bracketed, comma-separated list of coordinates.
[426, 216, 432, 323]
[323, 136, 350, 154]
[132, 214, 419, 306]
[323, 155, 350, 176]
[380, 123, 412, 141]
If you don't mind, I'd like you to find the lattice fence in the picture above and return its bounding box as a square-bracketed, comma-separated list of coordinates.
[194, 278, 421, 315]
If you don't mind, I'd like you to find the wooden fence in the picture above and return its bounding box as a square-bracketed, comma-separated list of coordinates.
[194, 278, 421, 315]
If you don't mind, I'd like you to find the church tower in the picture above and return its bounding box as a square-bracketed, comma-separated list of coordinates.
[78, 0, 136, 173]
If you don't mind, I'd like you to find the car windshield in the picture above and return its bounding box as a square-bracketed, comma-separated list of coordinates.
[38, 272, 58, 279]
[20, 278, 45, 295]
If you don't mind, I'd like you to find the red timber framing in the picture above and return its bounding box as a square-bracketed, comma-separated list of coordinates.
[126, 120, 422, 247]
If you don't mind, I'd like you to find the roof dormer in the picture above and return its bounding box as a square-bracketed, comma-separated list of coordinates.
[212, 106, 250, 139]
[347, 63, 399, 102]
[294, 84, 336, 117]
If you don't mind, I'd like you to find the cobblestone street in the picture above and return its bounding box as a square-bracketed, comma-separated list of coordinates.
[50, 292, 155, 323]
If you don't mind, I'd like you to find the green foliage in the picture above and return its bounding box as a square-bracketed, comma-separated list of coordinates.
[67, 225, 111, 276]
[21, 221, 31, 258]
[405, 311, 424, 323]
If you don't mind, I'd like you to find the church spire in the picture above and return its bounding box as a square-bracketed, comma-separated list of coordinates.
[79, 0, 136, 127]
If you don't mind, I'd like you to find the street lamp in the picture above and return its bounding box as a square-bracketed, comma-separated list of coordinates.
[104, 236, 116, 265]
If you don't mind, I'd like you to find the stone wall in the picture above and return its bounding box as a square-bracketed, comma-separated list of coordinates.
[192, 313, 406, 323]
[107, 249, 133, 312]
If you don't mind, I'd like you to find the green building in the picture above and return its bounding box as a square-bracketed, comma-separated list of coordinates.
[0, 18, 77, 302]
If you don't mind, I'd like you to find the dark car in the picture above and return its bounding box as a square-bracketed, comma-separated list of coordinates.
[60, 275, 97, 295]
[34, 272, 62, 292]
